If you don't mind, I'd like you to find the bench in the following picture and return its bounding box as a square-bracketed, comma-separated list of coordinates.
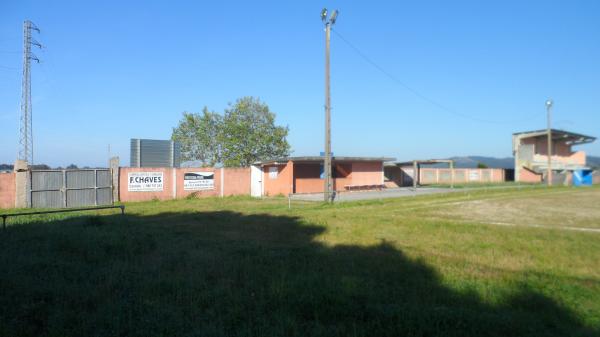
[344, 184, 385, 192]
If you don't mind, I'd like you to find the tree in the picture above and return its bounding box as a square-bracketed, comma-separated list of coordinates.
[172, 107, 222, 166]
[477, 162, 489, 169]
[171, 97, 290, 167]
[66, 164, 78, 169]
[219, 97, 290, 167]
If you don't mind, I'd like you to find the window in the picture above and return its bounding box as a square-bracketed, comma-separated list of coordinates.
[269, 167, 278, 179]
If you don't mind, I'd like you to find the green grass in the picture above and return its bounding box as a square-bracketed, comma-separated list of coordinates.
[1, 187, 600, 336]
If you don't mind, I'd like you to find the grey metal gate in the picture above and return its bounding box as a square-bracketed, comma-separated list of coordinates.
[29, 169, 113, 208]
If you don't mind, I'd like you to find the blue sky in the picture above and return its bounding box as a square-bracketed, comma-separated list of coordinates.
[1, 0, 599, 167]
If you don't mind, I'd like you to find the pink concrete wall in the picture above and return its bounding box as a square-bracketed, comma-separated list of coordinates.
[175, 167, 221, 198]
[524, 137, 586, 165]
[290, 161, 384, 194]
[349, 162, 384, 186]
[120, 167, 175, 202]
[222, 168, 251, 196]
[0, 172, 15, 209]
[119, 167, 251, 202]
[519, 167, 543, 183]
[419, 168, 505, 184]
[262, 162, 294, 196]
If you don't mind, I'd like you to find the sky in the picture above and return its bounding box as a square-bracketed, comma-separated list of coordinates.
[1, 0, 599, 167]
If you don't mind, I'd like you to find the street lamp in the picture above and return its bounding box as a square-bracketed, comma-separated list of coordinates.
[545, 99, 553, 186]
[322, 8, 339, 202]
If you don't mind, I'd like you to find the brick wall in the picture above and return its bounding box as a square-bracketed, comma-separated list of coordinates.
[0, 172, 15, 209]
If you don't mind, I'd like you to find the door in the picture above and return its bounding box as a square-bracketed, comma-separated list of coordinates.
[250, 165, 263, 197]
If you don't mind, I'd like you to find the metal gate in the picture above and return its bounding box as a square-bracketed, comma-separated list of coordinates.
[29, 169, 113, 208]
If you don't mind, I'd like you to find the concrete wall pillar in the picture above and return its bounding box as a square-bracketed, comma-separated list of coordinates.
[109, 157, 119, 203]
[14, 160, 28, 208]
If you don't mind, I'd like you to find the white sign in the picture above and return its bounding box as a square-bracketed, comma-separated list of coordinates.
[128, 172, 164, 192]
[184, 172, 215, 190]
[269, 167, 278, 179]
[469, 170, 480, 181]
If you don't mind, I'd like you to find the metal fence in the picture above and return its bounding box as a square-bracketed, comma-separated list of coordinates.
[29, 169, 113, 208]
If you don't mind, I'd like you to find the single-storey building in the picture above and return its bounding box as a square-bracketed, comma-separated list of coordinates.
[513, 129, 596, 183]
[251, 156, 394, 196]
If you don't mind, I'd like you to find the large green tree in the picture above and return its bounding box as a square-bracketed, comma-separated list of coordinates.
[171, 97, 290, 167]
[219, 97, 290, 167]
[171, 107, 222, 166]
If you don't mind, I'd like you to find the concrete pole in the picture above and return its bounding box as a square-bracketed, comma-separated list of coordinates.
[450, 161, 454, 189]
[546, 100, 553, 186]
[109, 156, 119, 203]
[324, 22, 332, 202]
[413, 161, 418, 191]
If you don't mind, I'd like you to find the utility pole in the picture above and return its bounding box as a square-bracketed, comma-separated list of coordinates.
[19, 20, 41, 166]
[545, 99, 553, 186]
[321, 8, 338, 202]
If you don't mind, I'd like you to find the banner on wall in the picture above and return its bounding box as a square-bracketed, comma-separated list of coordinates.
[184, 172, 215, 190]
[128, 172, 164, 192]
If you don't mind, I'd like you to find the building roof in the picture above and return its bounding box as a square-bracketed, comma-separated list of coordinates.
[513, 129, 596, 145]
[256, 156, 396, 166]
[388, 159, 454, 167]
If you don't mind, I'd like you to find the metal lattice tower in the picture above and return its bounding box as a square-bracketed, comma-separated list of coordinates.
[19, 20, 41, 165]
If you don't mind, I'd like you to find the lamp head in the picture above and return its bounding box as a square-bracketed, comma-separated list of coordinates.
[545, 99, 553, 108]
[330, 10, 339, 25]
[321, 8, 328, 22]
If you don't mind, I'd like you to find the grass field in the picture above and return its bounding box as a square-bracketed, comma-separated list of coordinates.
[1, 186, 599, 336]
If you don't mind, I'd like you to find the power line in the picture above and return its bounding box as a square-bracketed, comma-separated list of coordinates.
[0, 65, 19, 71]
[331, 28, 542, 125]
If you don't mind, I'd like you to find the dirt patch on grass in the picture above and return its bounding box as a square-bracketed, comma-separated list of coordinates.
[429, 188, 600, 229]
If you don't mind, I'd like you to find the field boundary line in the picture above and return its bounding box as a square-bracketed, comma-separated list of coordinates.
[424, 216, 600, 234]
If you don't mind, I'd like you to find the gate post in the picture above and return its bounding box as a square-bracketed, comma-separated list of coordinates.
[14, 160, 29, 208]
[109, 157, 119, 203]
[62, 170, 67, 208]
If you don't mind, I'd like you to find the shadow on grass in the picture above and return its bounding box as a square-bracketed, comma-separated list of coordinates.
[0, 211, 596, 337]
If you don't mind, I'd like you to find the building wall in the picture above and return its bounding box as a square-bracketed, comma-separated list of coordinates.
[262, 162, 294, 196]
[286, 161, 384, 194]
[518, 167, 543, 183]
[350, 162, 384, 186]
[515, 135, 588, 182]
[520, 136, 585, 165]
[119, 167, 251, 202]
[0, 172, 16, 209]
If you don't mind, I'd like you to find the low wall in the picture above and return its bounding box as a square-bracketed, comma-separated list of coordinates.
[119, 167, 250, 202]
[518, 168, 543, 183]
[419, 168, 505, 185]
[0, 172, 16, 209]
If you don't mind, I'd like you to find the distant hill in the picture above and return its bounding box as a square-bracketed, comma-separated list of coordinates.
[588, 156, 600, 169]
[446, 155, 600, 169]
[0, 164, 14, 171]
[448, 156, 514, 169]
